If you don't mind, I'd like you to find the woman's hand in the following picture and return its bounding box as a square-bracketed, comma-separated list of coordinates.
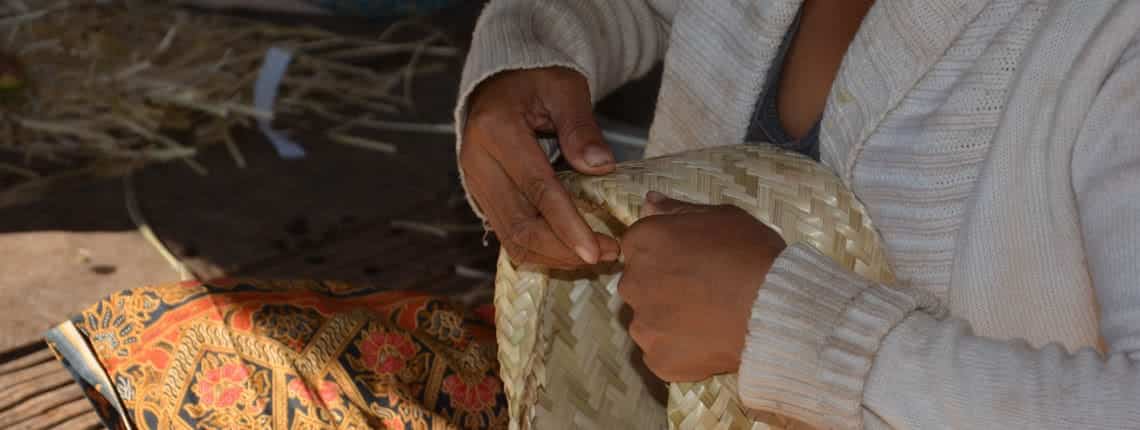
[618, 192, 787, 382]
[460, 67, 620, 269]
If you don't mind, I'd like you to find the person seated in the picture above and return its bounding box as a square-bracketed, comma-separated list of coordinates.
[457, 0, 1140, 428]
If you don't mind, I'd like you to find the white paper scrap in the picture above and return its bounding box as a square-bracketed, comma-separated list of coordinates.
[254, 47, 306, 159]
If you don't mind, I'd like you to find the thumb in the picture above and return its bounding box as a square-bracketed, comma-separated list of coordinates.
[640, 191, 710, 218]
[544, 78, 615, 175]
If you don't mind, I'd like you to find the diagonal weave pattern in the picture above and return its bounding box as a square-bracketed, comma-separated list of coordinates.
[495, 213, 668, 430]
[495, 144, 896, 429]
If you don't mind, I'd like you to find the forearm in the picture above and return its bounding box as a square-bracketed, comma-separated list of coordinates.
[739, 245, 1140, 429]
[864, 312, 1140, 429]
[737, 243, 942, 429]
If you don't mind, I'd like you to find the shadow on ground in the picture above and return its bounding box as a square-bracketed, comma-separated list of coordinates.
[0, 2, 662, 350]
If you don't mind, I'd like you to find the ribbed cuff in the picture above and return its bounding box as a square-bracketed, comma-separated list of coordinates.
[452, 3, 595, 220]
[738, 243, 943, 429]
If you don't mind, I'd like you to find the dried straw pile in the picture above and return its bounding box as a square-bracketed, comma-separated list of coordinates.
[0, 0, 456, 206]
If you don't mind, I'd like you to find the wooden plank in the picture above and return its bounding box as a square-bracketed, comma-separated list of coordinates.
[0, 358, 67, 393]
[0, 348, 53, 375]
[54, 410, 102, 430]
[0, 384, 85, 428]
[9, 394, 95, 430]
[0, 344, 98, 430]
[0, 364, 74, 411]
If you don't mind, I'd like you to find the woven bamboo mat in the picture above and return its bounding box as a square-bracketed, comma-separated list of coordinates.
[496, 144, 895, 430]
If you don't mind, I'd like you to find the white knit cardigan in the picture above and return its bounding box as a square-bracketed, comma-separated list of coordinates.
[454, 1, 1140, 428]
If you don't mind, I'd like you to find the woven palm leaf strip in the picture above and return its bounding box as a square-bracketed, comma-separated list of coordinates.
[496, 144, 898, 429]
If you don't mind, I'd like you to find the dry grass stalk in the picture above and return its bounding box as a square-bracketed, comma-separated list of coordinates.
[0, 0, 456, 202]
[390, 219, 484, 238]
[327, 131, 397, 154]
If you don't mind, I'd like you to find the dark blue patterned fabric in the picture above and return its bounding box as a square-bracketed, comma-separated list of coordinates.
[744, 7, 822, 161]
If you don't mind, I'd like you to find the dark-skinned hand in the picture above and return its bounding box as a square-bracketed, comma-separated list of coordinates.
[618, 191, 787, 382]
[460, 67, 620, 269]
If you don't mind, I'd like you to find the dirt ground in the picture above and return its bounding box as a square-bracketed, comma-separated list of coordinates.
[0, 8, 663, 352]
[0, 4, 661, 428]
[0, 6, 495, 428]
[0, 124, 502, 350]
[0, 3, 492, 351]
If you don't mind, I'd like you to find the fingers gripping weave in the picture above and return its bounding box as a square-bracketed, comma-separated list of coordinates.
[495, 144, 895, 429]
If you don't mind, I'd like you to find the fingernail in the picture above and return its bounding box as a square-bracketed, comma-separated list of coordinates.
[574, 245, 598, 264]
[646, 191, 666, 203]
[584, 145, 613, 168]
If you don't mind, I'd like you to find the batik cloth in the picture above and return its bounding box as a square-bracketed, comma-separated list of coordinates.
[44, 279, 507, 429]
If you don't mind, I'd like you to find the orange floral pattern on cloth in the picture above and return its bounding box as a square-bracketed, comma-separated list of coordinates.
[45, 279, 507, 429]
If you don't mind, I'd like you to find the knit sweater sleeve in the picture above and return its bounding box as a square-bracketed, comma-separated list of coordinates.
[453, 0, 675, 217]
[737, 41, 1140, 429]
